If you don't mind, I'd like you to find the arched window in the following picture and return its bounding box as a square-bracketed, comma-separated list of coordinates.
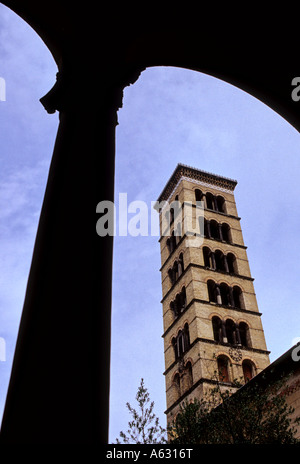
[173, 324, 190, 360]
[172, 287, 187, 319]
[170, 301, 177, 317]
[239, 322, 251, 347]
[215, 250, 225, 271]
[204, 218, 209, 238]
[203, 246, 211, 268]
[227, 253, 237, 274]
[212, 316, 223, 343]
[172, 337, 178, 360]
[221, 223, 231, 243]
[166, 238, 171, 254]
[177, 330, 185, 357]
[178, 253, 184, 276]
[180, 286, 187, 310]
[207, 280, 217, 303]
[217, 356, 230, 383]
[225, 319, 236, 345]
[175, 293, 182, 316]
[210, 220, 219, 240]
[172, 261, 178, 282]
[185, 361, 193, 390]
[220, 283, 230, 306]
[183, 323, 190, 350]
[168, 268, 175, 285]
[174, 221, 182, 244]
[216, 195, 226, 213]
[206, 192, 215, 210]
[173, 373, 181, 400]
[195, 189, 203, 202]
[233, 286, 244, 309]
[166, 231, 177, 255]
[242, 360, 255, 382]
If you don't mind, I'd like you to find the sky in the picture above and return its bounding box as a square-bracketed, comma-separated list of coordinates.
[0, 4, 300, 444]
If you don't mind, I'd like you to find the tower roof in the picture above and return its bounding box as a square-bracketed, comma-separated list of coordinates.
[157, 163, 238, 202]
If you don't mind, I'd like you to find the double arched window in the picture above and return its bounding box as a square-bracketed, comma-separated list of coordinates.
[216, 355, 256, 384]
[212, 316, 251, 347]
[203, 219, 231, 243]
[195, 189, 226, 214]
[170, 286, 187, 318]
[168, 253, 184, 285]
[203, 247, 237, 274]
[172, 323, 190, 360]
[207, 280, 244, 309]
[172, 361, 193, 401]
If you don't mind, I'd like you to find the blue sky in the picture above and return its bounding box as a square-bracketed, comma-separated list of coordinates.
[0, 4, 300, 444]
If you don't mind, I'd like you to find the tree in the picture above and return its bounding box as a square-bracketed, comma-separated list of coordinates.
[115, 378, 167, 444]
[169, 375, 300, 444]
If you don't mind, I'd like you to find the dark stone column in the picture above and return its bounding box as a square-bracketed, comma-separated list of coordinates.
[218, 223, 224, 241]
[0, 64, 144, 444]
[215, 284, 222, 305]
[228, 286, 235, 307]
[221, 320, 227, 343]
[223, 254, 229, 273]
[206, 220, 211, 238]
[235, 323, 242, 345]
[210, 251, 216, 270]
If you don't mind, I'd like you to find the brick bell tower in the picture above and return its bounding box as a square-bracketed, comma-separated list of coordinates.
[156, 163, 270, 424]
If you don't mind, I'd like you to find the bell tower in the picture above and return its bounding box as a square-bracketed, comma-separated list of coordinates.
[156, 163, 270, 423]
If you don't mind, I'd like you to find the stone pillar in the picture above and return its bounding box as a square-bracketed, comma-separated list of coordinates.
[218, 223, 224, 241]
[223, 254, 229, 273]
[213, 196, 218, 211]
[215, 285, 222, 305]
[0, 64, 144, 444]
[206, 220, 211, 238]
[210, 251, 216, 270]
[222, 320, 228, 343]
[228, 286, 235, 307]
[235, 323, 242, 345]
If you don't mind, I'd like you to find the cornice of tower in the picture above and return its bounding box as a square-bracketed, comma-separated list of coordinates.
[157, 163, 238, 203]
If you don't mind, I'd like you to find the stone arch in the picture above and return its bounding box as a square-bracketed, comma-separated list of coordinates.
[216, 354, 232, 383]
[242, 359, 257, 382]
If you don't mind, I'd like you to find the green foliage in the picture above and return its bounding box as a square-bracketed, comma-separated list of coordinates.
[168, 376, 300, 444]
[115, 378, 167, 444]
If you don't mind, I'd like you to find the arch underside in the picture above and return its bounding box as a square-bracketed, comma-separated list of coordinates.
[1, 0, 299, 132]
